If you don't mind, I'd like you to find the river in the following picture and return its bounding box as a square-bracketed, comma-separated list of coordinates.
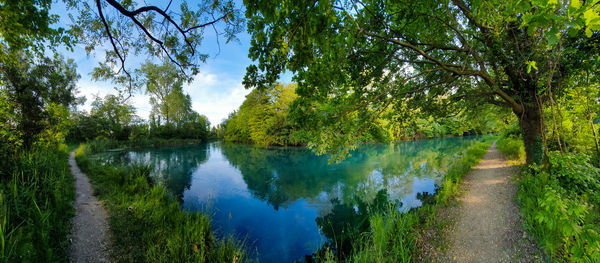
[92, 136, 485, 262]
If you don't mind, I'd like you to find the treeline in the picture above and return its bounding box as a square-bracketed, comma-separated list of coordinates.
[222, 83, 309, 145]
[68, 61, 212, 143]
[67, 94, 211, 142]
[221, 83, 510, 146]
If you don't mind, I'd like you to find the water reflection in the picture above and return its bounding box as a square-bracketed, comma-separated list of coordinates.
[92, 136, 483, 262]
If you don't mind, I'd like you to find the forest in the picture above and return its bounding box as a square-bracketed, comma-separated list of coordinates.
[1, 0, 600, 262]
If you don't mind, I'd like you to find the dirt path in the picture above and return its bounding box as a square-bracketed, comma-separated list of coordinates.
[442, 143, 542, 262]
[68, 152, 112, 263]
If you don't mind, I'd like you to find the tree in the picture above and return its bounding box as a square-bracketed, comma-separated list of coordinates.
[243, 0, 600, 165]
[0, 53, 80, 148]
[90, 94, 137, 140]
[141, 61, 186, 125]
[0, 0, 73, 56]
[224, 83, 305, 145]
[66, 0, 244, 90]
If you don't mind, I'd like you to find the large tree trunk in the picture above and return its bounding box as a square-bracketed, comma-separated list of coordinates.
[518, 103, 546, 166]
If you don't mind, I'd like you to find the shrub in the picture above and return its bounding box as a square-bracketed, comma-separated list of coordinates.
[518, 152, 600, 261]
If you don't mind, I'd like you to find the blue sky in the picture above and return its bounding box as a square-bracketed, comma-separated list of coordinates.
[49, 1, 291, 126]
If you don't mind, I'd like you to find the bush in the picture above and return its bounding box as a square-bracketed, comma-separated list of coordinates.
[518, 152, 600, 261]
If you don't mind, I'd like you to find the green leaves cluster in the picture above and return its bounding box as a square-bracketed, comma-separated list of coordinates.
[0, 53, 80, 150]
[518, 152, 600, 261]
[66, 0, 244, 88]
[223, 83, 308, 146]
[0, 0, 73, 56]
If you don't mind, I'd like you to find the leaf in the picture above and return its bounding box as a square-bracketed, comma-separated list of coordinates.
[545, 28, 560, 45]
[570, 0, 582, 10]
[526, 61, 538, 73]
[585, 27, 593, 37]
[583, 8, 599, 25]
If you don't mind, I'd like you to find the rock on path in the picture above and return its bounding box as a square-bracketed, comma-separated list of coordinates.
[68, 152, 112, 263]
[442, 143, 542, 262]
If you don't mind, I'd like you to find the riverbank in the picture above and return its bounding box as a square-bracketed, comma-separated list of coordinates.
[82, 138, 206, 153]
[74, 136, 494, 262]
[74, 144, 246, 262]
[332, 138, 495, 261]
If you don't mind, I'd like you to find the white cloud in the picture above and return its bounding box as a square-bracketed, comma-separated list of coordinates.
[183, 70, 250, 126]
[76, 79, 115, 112]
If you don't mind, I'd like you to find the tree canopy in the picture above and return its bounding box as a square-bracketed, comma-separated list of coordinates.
[66, 0, 244, 90]
[243, 0, 600, 165]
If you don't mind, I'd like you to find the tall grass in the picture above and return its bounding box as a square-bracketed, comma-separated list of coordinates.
[320, 139, 493, 262]
[0, 147, 75, 262]
[496, 135, 526, 163]
[74, 144, 247, 262]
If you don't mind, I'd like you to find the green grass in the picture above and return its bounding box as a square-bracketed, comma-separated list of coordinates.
[74, 144, 247, 262]
[0, 146, 75, 262]
[496, 135, 526, 163]
[320, 138, 494, 262]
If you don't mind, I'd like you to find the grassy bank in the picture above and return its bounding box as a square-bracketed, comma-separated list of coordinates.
[0, 146, 75, 262]
[316, 137, 494, 262]
[496, 136, 600, 261]
[74, 144, 247, 262]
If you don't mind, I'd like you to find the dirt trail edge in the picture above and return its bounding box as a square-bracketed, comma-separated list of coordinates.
[442, 143, 542, 263]
[68, 152, 112, 263]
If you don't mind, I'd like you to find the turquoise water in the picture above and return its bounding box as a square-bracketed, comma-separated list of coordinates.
[92, 136, 484, 262]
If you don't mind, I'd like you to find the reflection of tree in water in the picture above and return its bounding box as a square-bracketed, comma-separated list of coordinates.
[309, 189, 393, 261]
[221, 137, 481, 210]
[220, 142, 345, 209]
[94, 144, 210, 201]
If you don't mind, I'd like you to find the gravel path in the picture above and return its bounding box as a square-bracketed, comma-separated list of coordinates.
[68, 152, 112, 263]
[442, 143, 542, 262]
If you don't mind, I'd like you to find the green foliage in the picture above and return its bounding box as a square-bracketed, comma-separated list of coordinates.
[518, 152, 600, 261]
[0, 0, 72, 55]
[68, 93, 210, 143]
[497, 136, 526, 162]
[0, 146, 75, 262]
[74, 145, 247, 262]
[243, 0, 600, 165]
[224, 83, 308, 145]
[0, 53, 80, 148]
[223, 81, 504, 158]
[66, 0, 244, 83]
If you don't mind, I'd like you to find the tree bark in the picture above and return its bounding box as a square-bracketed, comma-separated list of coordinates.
[518, 103, 546, 166]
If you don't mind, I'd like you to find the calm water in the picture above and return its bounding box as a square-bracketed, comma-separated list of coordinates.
[92, 136, 484, 262]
